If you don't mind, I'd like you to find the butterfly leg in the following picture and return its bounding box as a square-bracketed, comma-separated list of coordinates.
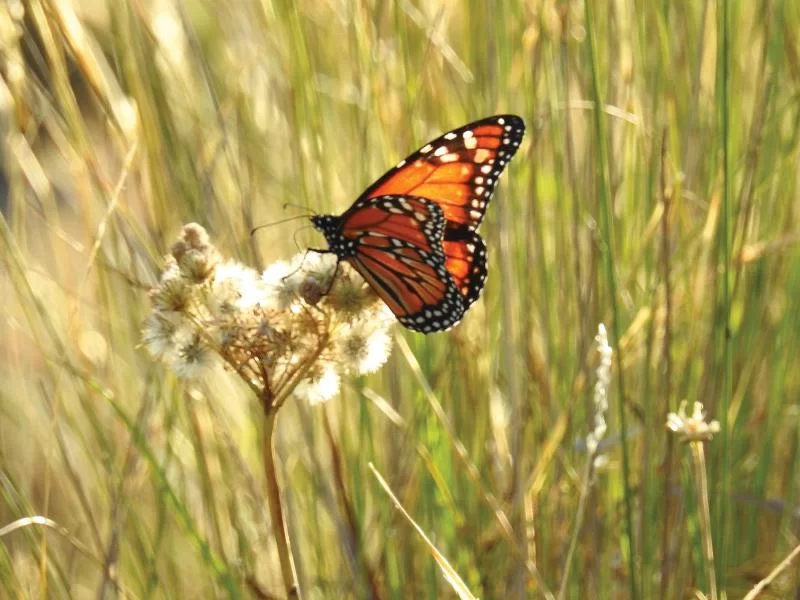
[280, 248, 331, 284]
[320, 258, 340, 296]
[281, 248, 341, 303]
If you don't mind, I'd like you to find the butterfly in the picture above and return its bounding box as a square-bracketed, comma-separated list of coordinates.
[310, 114, 525, 333]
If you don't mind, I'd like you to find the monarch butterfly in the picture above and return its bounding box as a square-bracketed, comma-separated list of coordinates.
[311, 114, 525, 333]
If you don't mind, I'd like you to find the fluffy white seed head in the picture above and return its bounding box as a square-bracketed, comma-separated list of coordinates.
[143, 225, 394, 407]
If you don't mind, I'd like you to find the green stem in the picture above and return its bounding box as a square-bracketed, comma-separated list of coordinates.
[558, 454, 595, 599]
[583, 0, 637, 595]
[690, 442, 717, 600]
[716, 0, 733, 590]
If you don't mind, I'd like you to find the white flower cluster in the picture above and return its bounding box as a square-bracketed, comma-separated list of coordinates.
[143, 224, 394, 406]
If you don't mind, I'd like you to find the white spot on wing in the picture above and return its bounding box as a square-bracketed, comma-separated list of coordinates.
[474, 148, 491, 163]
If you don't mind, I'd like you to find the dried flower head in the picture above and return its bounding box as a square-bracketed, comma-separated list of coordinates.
[298, 276, 325, 306]
[150, 274, 192, 313]
[143, 224, 395, 407]
[325, 267, 378, 317]
[171, 222, 219, 282]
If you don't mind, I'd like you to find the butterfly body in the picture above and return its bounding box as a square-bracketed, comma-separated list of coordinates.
[309, 214, 355, 259]
[310, 115, 525, 333]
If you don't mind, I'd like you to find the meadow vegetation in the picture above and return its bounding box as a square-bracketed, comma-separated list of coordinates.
[1, 1, 799, 598]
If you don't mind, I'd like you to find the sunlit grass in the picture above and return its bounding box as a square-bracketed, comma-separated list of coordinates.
[2, 0, 800, 598]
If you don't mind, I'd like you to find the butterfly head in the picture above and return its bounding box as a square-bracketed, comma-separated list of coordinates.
[311, 214, 354, 258]
[310, 214, 341, 238]
[310, 214, 332, 228]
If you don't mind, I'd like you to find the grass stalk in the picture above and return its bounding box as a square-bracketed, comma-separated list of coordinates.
[742, 542, 800, 600]
[689, 441, 718, 600]
[557, 455, 594, 600]
[659, 129, 676, 599]
[262, 409, 301, 599]
[5, 1, 800, 596]
[583, 0, 637, 594]
[716, 0, 734, 589]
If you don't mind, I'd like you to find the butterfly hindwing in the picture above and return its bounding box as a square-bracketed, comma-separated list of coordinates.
[339, 195, 466, 333]
[361, 115, 525, 231]
[443, 227, 488, 310]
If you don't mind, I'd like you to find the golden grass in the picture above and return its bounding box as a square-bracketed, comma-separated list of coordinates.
[2, 0, 800, 597]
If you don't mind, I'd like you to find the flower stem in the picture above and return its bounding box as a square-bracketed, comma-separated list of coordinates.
[263, 411, 301, 598]
[689, 441, 717, 600]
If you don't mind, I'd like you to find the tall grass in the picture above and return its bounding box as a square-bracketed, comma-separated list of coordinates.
[2, 0, 800, 597]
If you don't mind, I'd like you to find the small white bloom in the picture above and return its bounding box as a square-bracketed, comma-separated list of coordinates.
[336, 318, 393, 375]
[262, 258, 301, 310]
[666, 401, 720, 442]
[294, 364, 340, 405]
[262, 253, 338, 310]
[145, 225, 397, 399]
[169, 328, 219, 379]
[209, 261, 264, 313]
[141, 312, 183, 359]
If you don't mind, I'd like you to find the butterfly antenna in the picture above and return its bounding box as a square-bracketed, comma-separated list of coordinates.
[250, 215, 312, 237]
[293, 224, 316, 253]
[283, 201, 317, 214]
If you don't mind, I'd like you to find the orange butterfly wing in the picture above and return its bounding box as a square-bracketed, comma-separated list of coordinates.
[442, 230, 487, 311]
[360, 115, 525, 231]
[310, 115, 525, 332]
[339, 196, 466, 332]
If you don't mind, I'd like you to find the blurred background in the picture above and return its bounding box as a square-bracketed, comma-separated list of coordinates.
[1, 0, 799, 597]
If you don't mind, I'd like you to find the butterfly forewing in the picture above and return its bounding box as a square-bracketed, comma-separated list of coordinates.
[341, 199, 439, 253]
[361, 115, 525, 231]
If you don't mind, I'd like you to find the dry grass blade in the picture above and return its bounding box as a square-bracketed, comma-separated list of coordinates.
[368, 463, 478, 600]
